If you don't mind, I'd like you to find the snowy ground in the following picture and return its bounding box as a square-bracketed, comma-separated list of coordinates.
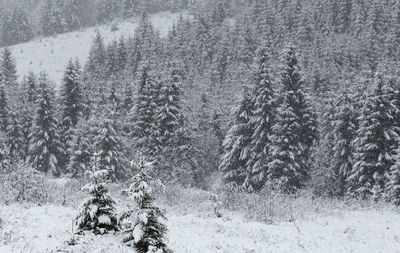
[4, 11, 189, 85]
[1, 203, 400, 253]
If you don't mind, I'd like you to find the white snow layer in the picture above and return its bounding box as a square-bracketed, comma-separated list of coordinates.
[0, 204, 400, 253]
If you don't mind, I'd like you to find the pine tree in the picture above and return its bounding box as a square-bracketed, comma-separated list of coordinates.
[349, 75, 399, 199]
[97, 0, 120, 23]
[75, 150, 118, 235]
[64, 0, 84, 31]
[331, 88, 357, 196]
[268, 98, 304, 194]
[0, 85, 8, 132]
[267, 45, 317, 193]
[28, 85, 63, 176]
[40, 0, 65, 35]
[123, 0, 138, 18]
[156, 67, 184, 148]
[23, 72, 38, 104]
[219, 89, 253, 190]
[1, 48, 17, 88]
[67, 125, 91, 178]
[117, 36, 128, 72]
[94, 115, 127, 181]
[120, 155, 172, 253]
[60, 59, 83, 129]
[238, 17, 256, 67]
[1, 8, 32, 45]
[19, 104, 33, 160]
[246, 46, 275, 192]
[106, 40, 119, 77]
[85, 31, 107, 81]
[129, 66, 159, 157]
[6, 111, 24, 161]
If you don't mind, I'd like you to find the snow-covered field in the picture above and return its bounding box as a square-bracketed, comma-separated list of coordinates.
[1, 203, 400, 253]
[5, 11, 188, 85]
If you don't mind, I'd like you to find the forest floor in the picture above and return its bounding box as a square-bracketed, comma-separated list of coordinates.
[1, 203, 400, 253]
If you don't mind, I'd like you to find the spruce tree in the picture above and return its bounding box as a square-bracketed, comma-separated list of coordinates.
[1, 8, 32, 45]
[246, 46, 275, 192]
[267, 45, 317, 193]
[97, 0, 119, 23]
[331, 88, 357, 196]
[28, 85, 63, 176]
[120, 155, 172, 253]
[67, 124, 91, 178]
[75, 150, 118, 235]
[348, 75, 399, 198]
[268, 98, 304, 194]
[23, 72, 38, 104]
[1, 48, 17, 88]
[350, 75, 399, 198]
[6, 111, 24, 161]
[85, 31, 107, 81]
[94, 116, 127, 181]
[129, 66, 159, 157]
[0, 85, 8, 132]
[61, 59, 83, 128]
[156, 67, 184, 148]
[219, 89, 253, 190]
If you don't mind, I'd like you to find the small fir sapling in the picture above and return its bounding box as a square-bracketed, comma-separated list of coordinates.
[120, 154, 172, 253]
[75, 149, 118, 235]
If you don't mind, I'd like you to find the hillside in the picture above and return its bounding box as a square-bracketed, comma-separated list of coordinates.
[5, 11, 188, 85]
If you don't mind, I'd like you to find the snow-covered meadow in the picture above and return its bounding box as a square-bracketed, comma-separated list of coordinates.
[1, 201, 400, 252]
[5, 11, 189, 85]
[1, 179, 400, 253]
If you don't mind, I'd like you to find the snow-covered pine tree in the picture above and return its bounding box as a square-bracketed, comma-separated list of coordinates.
[0, 141, 10, 172]
[246, 45, 275, 192]
[64, 0, 84, 31]
[59, 59, 83, 171]
[387, 148, 400, 206]
[267, 45, 317, 193]
[123, 0, 137, 18]
[28, 85, 64, 176]
[219, 89, 253, 191]
[120, 155, 172, 253]
[350, 74, 399, 199]
[117, 36, 128, 73]
[281, 45, 317, 167]
[97, 0, 120, 23]
[94, 115, 127, 182]
[134, 12, 157, 65]
[106, 40, 119, 78]
[85, 31, 107, 82]
[67, 123, 91, 178]
[331, 88, 357, 197]
[1, 48, 18, 102]
[6, 111, 24, 161]
[129, 65, 160, 157]
[238, 16, 256, 67]
[19, 104, 33, 160]
[0, 8, 32, 46]
[23, 72, 38, 104]
[0, 85, 8, 132]
[267, 98, 305, 194]
[61, 59, 83, 129]
[156, 66, 184, 148]
[75, 149, 118, 235]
